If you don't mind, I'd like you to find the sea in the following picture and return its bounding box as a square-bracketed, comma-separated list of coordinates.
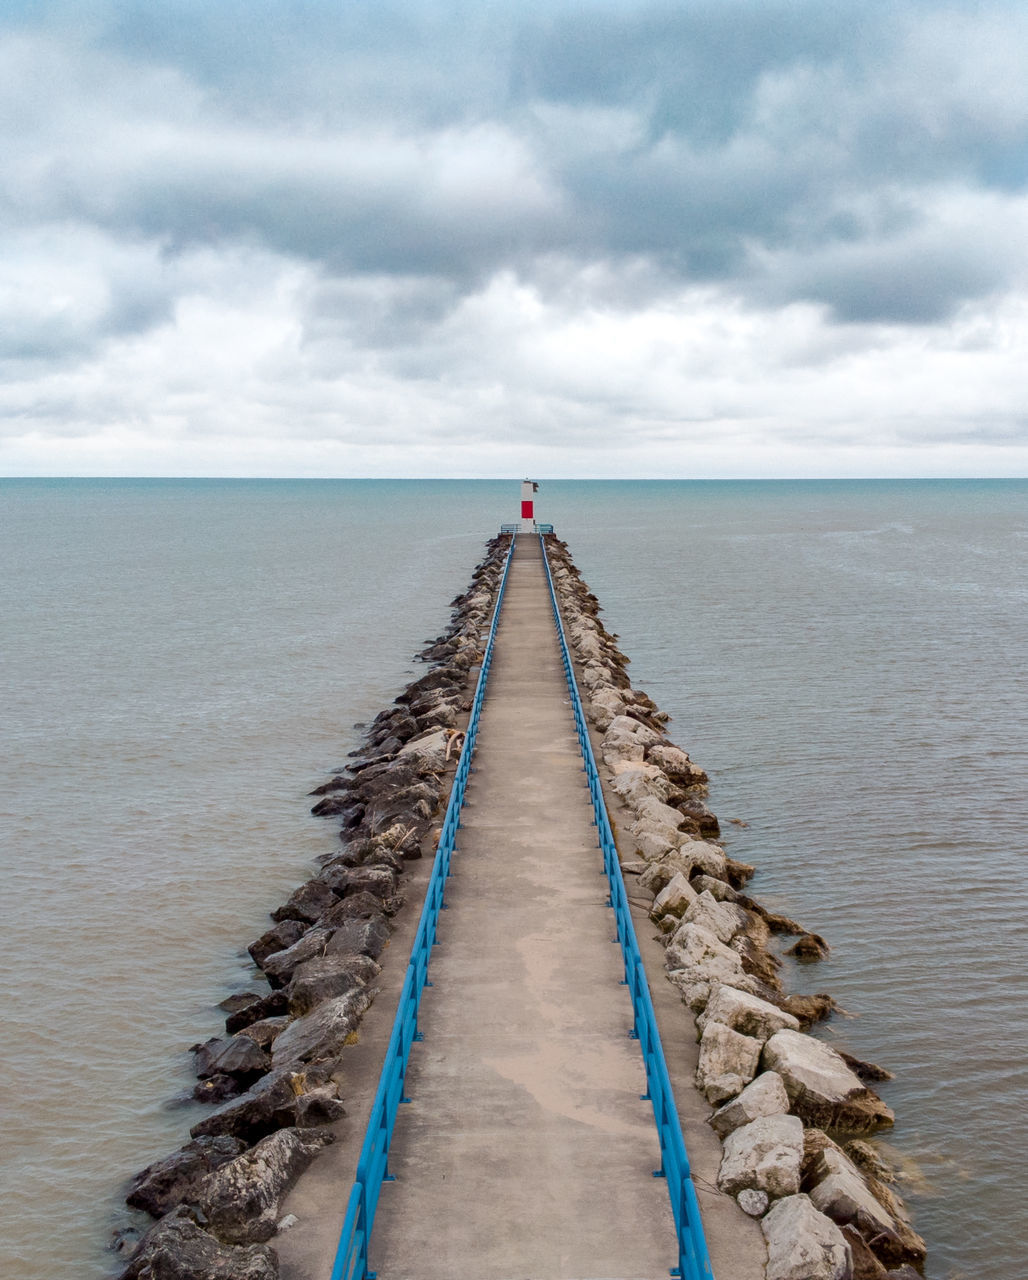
[1, 478, 1025, 1280]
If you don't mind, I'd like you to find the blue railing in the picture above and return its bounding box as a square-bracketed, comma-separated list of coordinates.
[329, 534, 516, 1280]
[539, 533, 715, 1280]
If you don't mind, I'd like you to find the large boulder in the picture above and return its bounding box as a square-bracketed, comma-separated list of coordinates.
[270, 880, 339, 925]
[806, 1147, 927, 1267]
[189, 1068, 332, 1144]
[696, 1021, 763, 1103]
[193, 1036, 271, 1083]
[634, 795, 688, 832]
[126, 1136, 247, 1219]
[650, 872, 698, 922]
[286, 953, 381, 1017]
[645, 742, 708, 786]
[761, 1194, 851, 1280]
[248, 921, 307, 968]
[119, 1212, 279, 1280]
[717, 1113, 805, 1198]
[260, 928, 333, 988]
[699, 985, 801, 1044]
[709, 1070, 790, 1139]
[680, 891, 744, 945]
[325, 916, 391, 960]
[198, 1128, 333, 1245]
[271, 988, 375, 1067]
[763, 1030, 895, 1133]
[665, 923, 750, 1011]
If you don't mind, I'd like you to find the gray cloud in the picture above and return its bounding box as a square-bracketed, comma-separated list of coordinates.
[1, 2, 1027, 475]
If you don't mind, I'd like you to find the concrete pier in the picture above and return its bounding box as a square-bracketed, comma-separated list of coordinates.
[276, 536, 766, 1280]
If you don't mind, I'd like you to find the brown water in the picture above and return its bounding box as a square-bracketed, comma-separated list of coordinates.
[1, 478, 1025, 1280]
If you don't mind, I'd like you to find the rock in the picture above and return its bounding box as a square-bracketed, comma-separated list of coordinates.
[779, 993, 836, 1030]
[763, 1029, 895, 1133]
[680, 839, 729, 880]
[718, 1113, 804, 1199]
[236, 1017, 292, 1050]
[193, 1074, 244, 1104]
[189, 1068, 329, 1144]
[397, 727, 452, 770]
[680, 891, 743, 945]
[324, 916, 391, 960]
[843, 1141, 896, 1185]
[650, 872, 698, 921]
[286, 953, 381, 1016]
[676, 794, 720, 836]
[226, 991, 289, 1034]
[806, 1146, 926, 1266]
[318, 892, 390, 930]
[645, 743, 708, 786]
[248, 921, 307, 969]
[737, 1188, 769, 1217]
[761, 1194, 851, 1280]
[126, 1135, 247, 1218]
[731, 932, 784, 990]
[696, 1021, 763, 1103]
[786, 932, 830, 960]
[271, 988, 375, 1067]
[691, 874, 739, 902]
[724, 856, 757, 888]
[198, 1127, 333, 1246]
[699, 985, 800, 1044]
[709, 1070, 791, 1138]
[638, 861, 678, 896]
[839, 1050, 895, 1083]
[277, 1214, 299, 1232]
[317, 864, 398, 901]
[219, 992, 267, 1016]
[841, 1225, 890, 1279]
[604, 715, 664, 749]
[633, 829, 680, 862]
[293, 1086, 348, 1127]
[194, 1036, 271, 1083]
[261, 929, 333, 987]
[118, 1211, 279, 1280]
[634, 795, 689, 833]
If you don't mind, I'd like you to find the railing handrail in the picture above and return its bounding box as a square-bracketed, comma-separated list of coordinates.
[538, 532, 716, 1280]
[329, 533, 516, 1280]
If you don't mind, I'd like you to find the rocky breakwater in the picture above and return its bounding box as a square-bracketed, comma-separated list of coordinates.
[543, 535, 926, 1280]
[115, 536, 512, 1280]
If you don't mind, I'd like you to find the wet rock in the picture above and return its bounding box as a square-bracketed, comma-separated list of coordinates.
[732, 932, 784, 990]
[761, 1194, 850, 1280]
[236, 1017, 292, 1051]
[219, 992, 266, 1017]
[778, 993, 836, 1031]
[644, 743, 708, 786]
[839, 1050, 895, 1083]
[763, 1029, 895, 1133]
[248, 921, 307, 969]
[271, 988, 376, 1067]
[193, 1075, 243, 1104]
[787, 932, 831, 961]
[696, 1020, 763, 1103]
[806, 1146, 926, 1266]
[226, 991, 289, 1034]
[737, 896, 805, 936]
[189, 1068, 325, 1144]
[843, 1141, 896, 1185]
[676, 795, 720, 836]
[118, 1211, 279, 1280]
[324, 916, 391, 960]
[317, 864, 398, 901]
[261, 929, 333, 988]
[198, 1127, 334, 1246]
[126, 1135, 247, 1218]
[270, 880, 339, 926]
[723, 856, 757, 888]
[718, 1113, 804, 1199]
[710, 1070, 790, 1139]
[193, 1036, 271, 1083]
[841, 1225, 890, 1280]
[286, 953, 381, 1017]
[318, 892, 389, 930]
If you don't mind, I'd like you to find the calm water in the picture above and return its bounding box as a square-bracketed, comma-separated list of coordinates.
[1, 479, 1025, 1280]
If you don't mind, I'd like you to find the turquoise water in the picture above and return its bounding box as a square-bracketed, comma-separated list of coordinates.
[1, 479, 1025, 1279]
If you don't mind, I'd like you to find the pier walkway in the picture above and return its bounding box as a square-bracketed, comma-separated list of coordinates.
[366, 535, 676, 1278]
[276, 535, 766, 1280]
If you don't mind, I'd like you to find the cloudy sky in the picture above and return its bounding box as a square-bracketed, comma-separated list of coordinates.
[2, 0, 1027, 477]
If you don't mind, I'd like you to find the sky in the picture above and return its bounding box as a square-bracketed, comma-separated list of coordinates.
[2, 0, 1027, 478]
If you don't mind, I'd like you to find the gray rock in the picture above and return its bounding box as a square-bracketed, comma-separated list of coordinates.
[645, 742, 708, 786]
[699, 984, 801, 1044]
[737, 1187, 770, 1217]
[194, 1036, 271, 1082]
[126, 1136, 247, 1218]
[763, 1029, 895, 1133]
[261, 928, 333, 987]
[286, 953, 381, 1017]
[718, 1113, 804, 1198]
[248, 921, 307, 968]
[270, 880, 339, 925]
[696, 1020, 763, 1103]
[189, 1069, 323, 1144]
[710, 1070, 791, 1138]
[271, 987, 375, 1067]
[761, 1194, 851, 1280]
[634, 794, 688, 833]
[118, 1211, 279, 1280]
[807, 1147, 926, 1267]
[650, 872, 698, 921]
[324, 916, 391, 960]
[198, 1127, 334, 1245]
